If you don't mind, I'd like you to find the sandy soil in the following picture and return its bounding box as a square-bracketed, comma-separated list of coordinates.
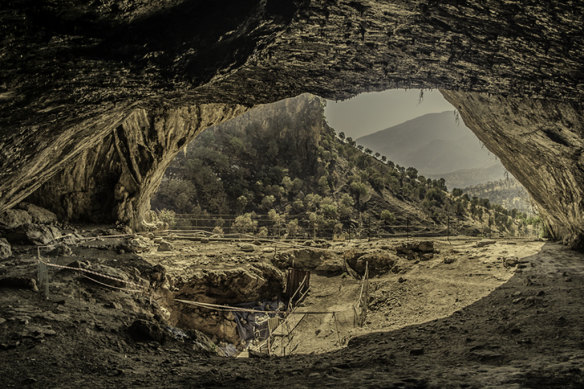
[0, 236, 583, 388]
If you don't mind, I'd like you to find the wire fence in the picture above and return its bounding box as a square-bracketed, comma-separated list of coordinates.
[169, 211, 541, 241]
[171, 212, 450, 240]
[33, 234, 151, 299]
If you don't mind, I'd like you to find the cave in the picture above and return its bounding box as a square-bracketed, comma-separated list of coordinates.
[1, 0, 583, 246]
[1, 1, 583, 387]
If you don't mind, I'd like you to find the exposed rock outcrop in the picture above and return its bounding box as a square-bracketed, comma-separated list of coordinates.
[344, 249, 403, 277]
[441, 91, 584, 248]
[174, 263, 284, 305]
[0, 204, 63, 246]
[0, 1, 583, 241]
[27, 104, 247, 230]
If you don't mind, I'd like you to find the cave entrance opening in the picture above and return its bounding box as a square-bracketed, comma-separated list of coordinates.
[151, 89, 537, 241]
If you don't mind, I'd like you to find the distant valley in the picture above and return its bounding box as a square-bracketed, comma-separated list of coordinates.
[356, 111, 506, 188]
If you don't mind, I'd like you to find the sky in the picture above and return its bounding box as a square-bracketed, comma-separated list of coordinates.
[324, 89, 455, 139]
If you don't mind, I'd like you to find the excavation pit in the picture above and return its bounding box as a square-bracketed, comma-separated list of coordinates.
[142, 236, 544, 357]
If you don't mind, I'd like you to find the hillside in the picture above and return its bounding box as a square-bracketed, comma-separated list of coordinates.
[428, 163, 507, 189]
[463, 178, 536, 216]
[153, 95, 535, 238]
[356, 111, 504, 179]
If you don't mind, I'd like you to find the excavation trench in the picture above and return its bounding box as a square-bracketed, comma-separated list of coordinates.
[146, 238, 436, 356]
[143, 236, 544, 357]
[162, 260, 287, 355]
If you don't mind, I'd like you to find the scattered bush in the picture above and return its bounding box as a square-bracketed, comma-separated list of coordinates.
[157, 209, 176, 227]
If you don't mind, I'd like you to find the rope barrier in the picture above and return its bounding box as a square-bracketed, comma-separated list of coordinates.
[36, 246, 147, 294]
[81, 274, 144, 293]
[174, 299, 347, 315]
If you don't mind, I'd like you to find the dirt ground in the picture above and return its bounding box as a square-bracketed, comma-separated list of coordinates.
[268, 238, 544, 357]
[1, 234, 583, 388]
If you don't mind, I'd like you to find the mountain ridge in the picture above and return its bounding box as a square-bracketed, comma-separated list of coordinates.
[356, 111, 501, 178]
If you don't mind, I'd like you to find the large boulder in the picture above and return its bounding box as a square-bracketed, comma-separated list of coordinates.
[2, 224, 62, 245]
[119, 236, 156, 254]
[156, 239, 174, 252]
[272, 248, 337, 270]
[17, 203, 57, 224]
[395, 241, 436, 261]
[24, 225, 62, 245]
[0, 209, 32, 229]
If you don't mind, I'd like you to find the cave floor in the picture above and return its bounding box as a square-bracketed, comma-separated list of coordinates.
[0, 237, 583, 388]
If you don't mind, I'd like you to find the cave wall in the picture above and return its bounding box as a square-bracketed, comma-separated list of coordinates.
[1, 1, 584, 237]
[28, 104, 247, 230]
[441, 91, 584, 248]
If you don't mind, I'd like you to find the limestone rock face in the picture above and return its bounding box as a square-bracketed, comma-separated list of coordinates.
[441, 91, 584, 248]
[1, 1, 584, 237]
[27, 104, 247, 230]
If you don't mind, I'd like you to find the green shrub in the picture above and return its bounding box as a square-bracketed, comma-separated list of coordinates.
[157, 209, 176, 227]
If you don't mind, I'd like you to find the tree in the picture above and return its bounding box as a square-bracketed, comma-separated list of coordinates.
[281, 176, 293, 193]
[381, 155, 387, 162]
[380, 209, 395, 224]
[257, 226, 268, 237]
[292, 199, 305, 213]
[156, 209, 176, 227]
[318, 175, 330, 193]
[287, 219, 300, 237]
[268, 209, 283, 237]
[368, 172, 385, 191]
[261, 195, 276, 210]
[406, 167, 418, 180]
[152, 178, 197, 213]
[308, 212, 320, 238]
[454, 200, 466, 216]
[452, 188, 464, 197]
[291, 177, 303, 193]
[338, 193, 355, 219]
[236, 195, 248, 213]
[304, 193, 322, 211]
[338, 131, 345, 140]
[424, 188, 446, 207]
[333, 223, 344, 238]
[357, 145, 364, 151]
[364, 148, 372, 155]
[374, 152, 381, 158]
[435, 178, 447, 191]
[350, 181, 368, 207]
[233, 213, 257, 233]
